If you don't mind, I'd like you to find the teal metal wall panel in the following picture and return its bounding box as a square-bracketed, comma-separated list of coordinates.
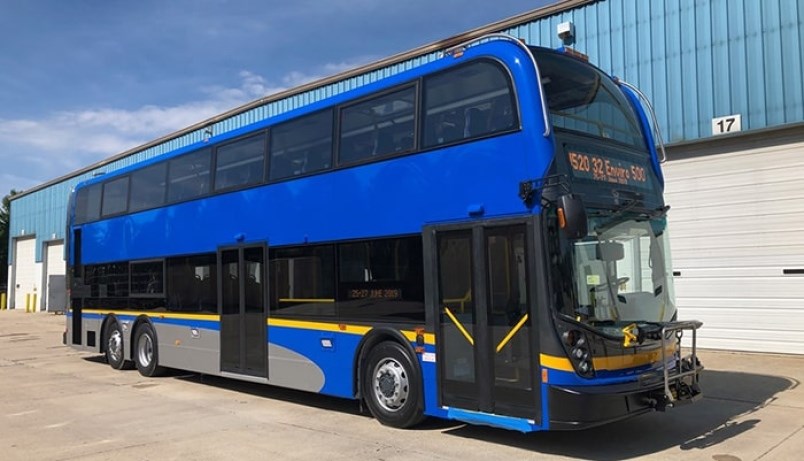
[496, 0, 804, 143]
[9, 0, 804, 263]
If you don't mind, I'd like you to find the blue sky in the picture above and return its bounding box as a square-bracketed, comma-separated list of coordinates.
[0, 0, 553, 195]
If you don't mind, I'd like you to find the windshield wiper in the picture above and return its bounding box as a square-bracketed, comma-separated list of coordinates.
[592, 200, 670, 233]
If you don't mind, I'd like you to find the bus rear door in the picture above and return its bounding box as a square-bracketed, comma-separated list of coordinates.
[219, 244, 268, 378]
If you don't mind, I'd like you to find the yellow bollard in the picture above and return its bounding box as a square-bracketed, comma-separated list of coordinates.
[33, 293, 38, 313]
[25, 293, 31, 313]
[0, 292, 6, 310]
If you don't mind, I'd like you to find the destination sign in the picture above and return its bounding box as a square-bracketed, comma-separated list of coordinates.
[567, 150, 652, 190]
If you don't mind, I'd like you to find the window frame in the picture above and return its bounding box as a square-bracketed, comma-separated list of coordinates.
[336, 83, 419, 168]
[420, 58, 520, 151]
[166, 253, 218, 314]
[128, 162, 168, 213]
[269, 243, 337, 318]
[129, 259, 166, 298]
[100, 176, 130, 218]
[268, 109, 335, 182]
[213, 131, 269, 193]
[74, 183, 102, 224]
[166, 147, 213, 205]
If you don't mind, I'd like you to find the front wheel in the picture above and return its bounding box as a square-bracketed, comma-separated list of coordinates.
[363, 341, 424, 428]
[134, 323, 165, 377]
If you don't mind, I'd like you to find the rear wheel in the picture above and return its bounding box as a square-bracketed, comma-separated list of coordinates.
[105, 321, 132, 370]
[134, 323, 165, 377]
[363, 341, 424, 428]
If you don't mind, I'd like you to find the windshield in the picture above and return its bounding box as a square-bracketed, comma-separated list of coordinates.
[554, 212, 676, 338]
[531, 47, 646, 150]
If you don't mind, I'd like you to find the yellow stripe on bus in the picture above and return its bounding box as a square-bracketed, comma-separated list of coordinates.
[82, 309, 435, 345]
[267, 317, 435, 345]
[539, 354, 575, 372]
[540, 345, 677, 372]
[267, 317, 372, 335]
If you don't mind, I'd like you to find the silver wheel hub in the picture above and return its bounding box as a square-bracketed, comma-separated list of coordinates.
[108, 330, 123, 363]
[137, 333, 153, 368]
[372, 358, 409, 412]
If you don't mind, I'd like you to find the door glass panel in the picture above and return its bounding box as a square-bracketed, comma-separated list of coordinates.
[220, 249, 240, 371]
[438, 231, 475, 385]
[243, 247, 266, 374]
[486, 227, 532, 392]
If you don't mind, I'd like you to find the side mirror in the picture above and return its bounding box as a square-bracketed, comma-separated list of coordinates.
[558, 194, 587, 239]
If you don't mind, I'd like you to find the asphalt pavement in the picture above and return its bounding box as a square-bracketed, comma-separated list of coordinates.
[0, 309, 802, 461]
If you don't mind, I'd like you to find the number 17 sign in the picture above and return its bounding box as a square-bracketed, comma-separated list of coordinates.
[712, 114, 742, 136]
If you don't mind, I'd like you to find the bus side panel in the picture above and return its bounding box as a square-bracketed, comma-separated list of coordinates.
[74, 311, 104, 353]
[266, 324, 363, 398]
[149, 318, 221, 376]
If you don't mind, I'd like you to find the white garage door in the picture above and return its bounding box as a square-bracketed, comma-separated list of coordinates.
[664, 140, 804, 354]
[45, 242, 66, 311]
[13, 238, 37, 311]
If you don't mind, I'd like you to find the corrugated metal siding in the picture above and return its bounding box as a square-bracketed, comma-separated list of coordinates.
[499, 0, 804, 143]
[9, 0, 804, 261]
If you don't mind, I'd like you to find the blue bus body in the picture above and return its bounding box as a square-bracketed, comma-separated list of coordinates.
[66, 36, 702, 432]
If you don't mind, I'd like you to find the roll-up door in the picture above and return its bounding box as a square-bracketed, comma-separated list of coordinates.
[664, 141, 804, 354]
[12, 238, 37, 311]
[45, 242, 66, 312]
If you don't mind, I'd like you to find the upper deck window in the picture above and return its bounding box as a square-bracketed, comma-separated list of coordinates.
[532, 48, 645, 149]
[167, 148, 212, 203]
[270, 110, 333, 180]
[423, 60, 516, 148]
[339, 87, 416, 165]
[101, 177, 129, 217]
[214, 133, 266, 191]
[75, 183, 102, 224]
[129, 163, 167, 213]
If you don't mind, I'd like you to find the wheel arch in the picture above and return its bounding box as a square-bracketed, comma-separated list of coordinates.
[353, 327, 421, 401]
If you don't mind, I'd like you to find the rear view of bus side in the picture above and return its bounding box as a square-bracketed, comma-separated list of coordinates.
[66, 35, 702, 432]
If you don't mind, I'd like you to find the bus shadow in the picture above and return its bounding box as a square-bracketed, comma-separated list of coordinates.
[441, 369, 798, 460]
[173, 373, 367, 417]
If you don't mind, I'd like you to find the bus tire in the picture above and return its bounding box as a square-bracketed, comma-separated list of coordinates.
[363, 341, 424, 429]
[133, 323, 165, 377]
[104, 321, 133, 370]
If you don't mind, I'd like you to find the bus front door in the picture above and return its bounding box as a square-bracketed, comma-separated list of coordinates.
[219, 245, 268, 378]
[431, 222, 540, 421]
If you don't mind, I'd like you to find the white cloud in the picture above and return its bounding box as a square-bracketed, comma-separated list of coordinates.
[0, 58, 376, 194]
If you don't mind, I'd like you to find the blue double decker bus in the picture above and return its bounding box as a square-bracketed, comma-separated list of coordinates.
[66, 34, 702, 432]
